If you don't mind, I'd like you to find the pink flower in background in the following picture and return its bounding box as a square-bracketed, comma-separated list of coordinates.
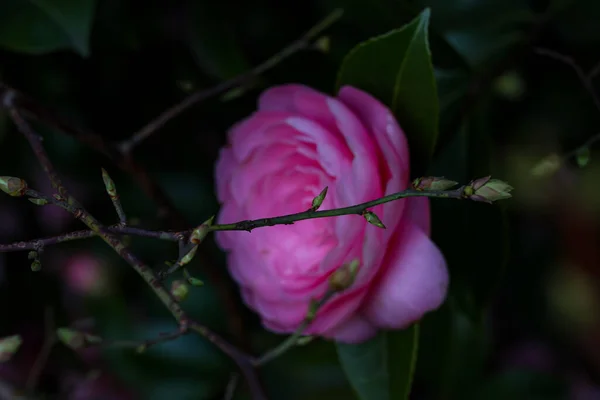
[215, 84, 448, 343]
[64, 253, 109, 297]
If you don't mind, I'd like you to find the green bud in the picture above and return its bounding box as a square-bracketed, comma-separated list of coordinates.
[328, 259, 360, 292]
[296, 336, 314, 346]
[190, 216, 214, 244]
[178, 245, 198, 267]
[469, 176, 491, 191]
[576, 148, 591, 168]
[0, 176, 27, 197]
[311, 186, 328, 211]
[412, 176, 458, 191]
[362, 210, 386, 229]
[183, 269, 204, 287]
[27, 251, 38, 260]
[530, 154, 562, 178]
[493, 70, 525, 100]
[28, 198, 48, 206]
[468, 177, 513, 203]
[0, 335, 22, 362]
[136, 344, 147, 354]
[171, 280, 189, 302]
[101, 168, 118, 198]
[30, 260, 42, 272]
[57, 328, 102, 350]
[314, 36, 330, 53]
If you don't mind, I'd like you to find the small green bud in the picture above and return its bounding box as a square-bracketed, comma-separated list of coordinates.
[57, 328, 101, 350]
[30, 260, 42, 272]
[0, 176, 27, 197]
[190, 216, 214, 244]
[493, 70, 525, 100]
[136, 344, 147, 354]
[467, 177, 513, 203]
[28, 198, 48, 206]
[469, 176, 491, 191]
[171, 280, 189, 302]
[328, 259, 360, 292]
[0, 335, 22, 362]
[314, 36, 331, 53]
[576, 148, 591, 168]
[183, 269, 204, 287]
[296, 336, 314, 346]
[178, 245, 198, 267]
[311, 186, 328, 211]
[101, 168, 118, 198]
[412, 176, 458, 191]
[27, 251, 38, 260]
[530, 154, 562, 178]
[362, 210, 386, 229]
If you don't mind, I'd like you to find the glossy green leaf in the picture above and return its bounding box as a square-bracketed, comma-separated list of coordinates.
[0, 0, 96, 56]
[336, 8, 438, 172]
[336, 325, 419, 400]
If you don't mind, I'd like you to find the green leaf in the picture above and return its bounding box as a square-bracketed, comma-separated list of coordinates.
[0, 0, 96, 56]
[336, 325, 419, 400]
[336, 9, 439, 173]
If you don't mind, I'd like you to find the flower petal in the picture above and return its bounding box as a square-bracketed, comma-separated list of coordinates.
[338, 86, 411, 235]
[363, 222, 449, 329]
[404, 197, 431, 236]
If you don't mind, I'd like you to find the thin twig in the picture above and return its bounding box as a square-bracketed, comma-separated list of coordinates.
[118, 8, 344, 153]
[25, 307, 57, 395]
[6, 109, 266, 400]
[535, 48, 600, 113]
[210, 187, 466, 233]
[98, 327, 189, 352]
[223, 373, 241, 400]
[0, 226, 182, 252]
[254, 291, 334, 366]
[0, 82, 189, 229]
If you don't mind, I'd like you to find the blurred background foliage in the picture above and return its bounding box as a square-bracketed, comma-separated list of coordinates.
[1, 0, 600, 399]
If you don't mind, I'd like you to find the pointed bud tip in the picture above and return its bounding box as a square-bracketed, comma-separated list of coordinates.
[57, 328, 85, 350]
[171, 280, 189, 302]
[412, 176, 458, 191]
[468, 177, 513, 203]
[311, 186, 329, 210]
[178, 245, 198, 266]
[328, 259, 360, 292]
[0, 176, 28, 197]
[0, 335, 22, 362]
[363, 211, 386, 229]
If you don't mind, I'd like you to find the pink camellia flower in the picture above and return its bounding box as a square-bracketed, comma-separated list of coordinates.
[215, 84, 449, 343]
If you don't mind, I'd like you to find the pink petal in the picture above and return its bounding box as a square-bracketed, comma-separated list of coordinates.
[363, 222, 449, 329]
[338, 86, 411, 234]
[337, 86, 410, 178]
[214, 147, 237, 202]
[326, 97, 382, 206]
[404, 197, 431, 236]
[258, 84, 343, 135]
[228, 112, 298, 162]
[285, 116, 351, 180]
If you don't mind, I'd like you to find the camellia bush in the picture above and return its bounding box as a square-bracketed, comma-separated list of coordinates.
[0, 1, 599, 400]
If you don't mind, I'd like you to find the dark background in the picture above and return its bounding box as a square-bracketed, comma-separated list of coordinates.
[1, 0, 600, 399]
